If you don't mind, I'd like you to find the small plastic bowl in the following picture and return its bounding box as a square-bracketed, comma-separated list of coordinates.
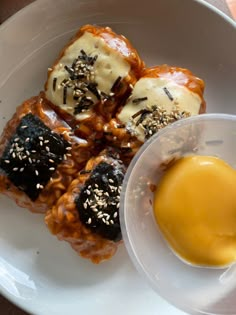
[120, 113, 236, 315]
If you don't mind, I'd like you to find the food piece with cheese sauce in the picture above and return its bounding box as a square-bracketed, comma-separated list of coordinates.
[0, 94, 94, 213]
[45, 148, 126, 263]
[44, 24, 144, 140]
[104, 65, 206, 163]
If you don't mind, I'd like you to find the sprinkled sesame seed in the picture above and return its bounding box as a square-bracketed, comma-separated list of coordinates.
[87, 218, 92, 224]
[45, 146, 50, 152]
[13, 167, 18, 171]
[49, 167, 55, 171]
[66, 147, 72, 151]
[21, 125, 28, 129]
[49, 159, 54, 163]
[20, 168, 24, 172]
[108, 178, 114, 183]
[39, 136, 44, 140]
[113, 212, 118, 218]
[35, 170, 39, 176]
[29, 157, 32, 163]
[36, 183, 40, 189]
[4, 160, 10, 163]
[40, 141, 43, 146]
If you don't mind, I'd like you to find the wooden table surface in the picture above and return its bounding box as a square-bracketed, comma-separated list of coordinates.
[0, 0, 235, 314]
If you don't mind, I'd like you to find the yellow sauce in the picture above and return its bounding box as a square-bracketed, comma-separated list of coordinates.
[154, 155, 236, 267]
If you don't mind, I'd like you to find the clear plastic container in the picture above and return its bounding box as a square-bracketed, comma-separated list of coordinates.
[120, 114, 236, 315]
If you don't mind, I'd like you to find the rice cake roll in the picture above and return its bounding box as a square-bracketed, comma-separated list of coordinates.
[44, 24, 144, 139]
[104, 65, 206, 162]
[0, 94, 93, 213]
[45, 149, 125, 263]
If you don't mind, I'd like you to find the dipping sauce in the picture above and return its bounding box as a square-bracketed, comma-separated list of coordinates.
[154, 155, 236, 267]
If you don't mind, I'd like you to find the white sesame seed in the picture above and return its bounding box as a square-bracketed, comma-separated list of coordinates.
[39, 136, 44, 140]
[44, 140, 49, 143]
[35, 170, 39, 176]
[21, 125, 28, 129]
[86, 190, 91, 195]
[20, 167, 24, 172]
[4, 160, 10, 164]
[108, 179, 114, 183]
[36, 183, 40, 189]
[87, 218, 92, 224]
[49, 159, 54, 163]
[12, 152, 16, 158]
[26, 150, 30, 156]
[49, 167, 55, 171]
[113, 212, 118, 218]
[63, 154, 67, 160]
[46, 146, 50, 152]
[39, 184, 44, 189]
[29, 157, 32, 163]
[40, 141, 43, 146]
[13, 167, 18, 171]
[83, 202, 87, 209]
[66, 147, 72, 151]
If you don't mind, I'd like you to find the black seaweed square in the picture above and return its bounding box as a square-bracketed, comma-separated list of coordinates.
[0, 114, 70, 201]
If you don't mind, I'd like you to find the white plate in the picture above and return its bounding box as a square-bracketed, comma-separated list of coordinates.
[0, 1, 235, 314]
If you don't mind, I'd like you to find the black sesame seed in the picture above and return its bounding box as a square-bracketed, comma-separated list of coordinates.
[53, 77, 57, 91]
[132, 97, 148, 104]
[163, 87, 174, 101]
[63, 86, 67, 104]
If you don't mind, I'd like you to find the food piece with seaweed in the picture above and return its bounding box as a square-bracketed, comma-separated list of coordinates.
[44, 24, 145, 140]
[103, 65, 206, 163]
[0, 113, 69, 201]
[45, 148, 126, 263]
[0, 94, 94, 213]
